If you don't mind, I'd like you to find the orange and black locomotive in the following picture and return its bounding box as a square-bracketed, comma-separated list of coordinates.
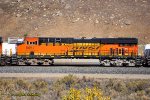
[0, 36, 149, 66]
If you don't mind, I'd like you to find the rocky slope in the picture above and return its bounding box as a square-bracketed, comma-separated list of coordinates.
[0, 0, 150, 44]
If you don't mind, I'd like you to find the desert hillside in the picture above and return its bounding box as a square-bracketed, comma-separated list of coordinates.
[0, 0, 150, 44]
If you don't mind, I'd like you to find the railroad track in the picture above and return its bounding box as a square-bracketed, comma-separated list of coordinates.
[0, 66, 150, 74]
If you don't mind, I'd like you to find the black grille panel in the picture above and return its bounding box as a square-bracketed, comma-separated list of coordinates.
[38, 37, 138, 44]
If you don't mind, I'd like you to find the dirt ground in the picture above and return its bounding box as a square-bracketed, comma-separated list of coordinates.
[0, 73, 150, 79]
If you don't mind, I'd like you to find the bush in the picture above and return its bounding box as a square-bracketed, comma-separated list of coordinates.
[127, 80, 150, 92]
[0, 76, 150, 100]
[24, 33, 28, 37]
[33, 79, 48, 93]
[16, 79, 31, 90]
[62, 86, 111, 100]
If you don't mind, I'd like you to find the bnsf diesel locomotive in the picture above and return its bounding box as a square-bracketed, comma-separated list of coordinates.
[0, 37, 149, 66]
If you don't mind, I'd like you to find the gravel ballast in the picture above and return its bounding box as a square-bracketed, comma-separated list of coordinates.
[0, 66, 150, 74]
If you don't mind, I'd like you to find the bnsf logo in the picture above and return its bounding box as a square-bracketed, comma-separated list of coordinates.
[26, 46, 33, 49]
[72, 46, 100, 50]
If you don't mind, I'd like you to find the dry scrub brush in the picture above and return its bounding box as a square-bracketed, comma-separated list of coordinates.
[0, 75, 150, 100]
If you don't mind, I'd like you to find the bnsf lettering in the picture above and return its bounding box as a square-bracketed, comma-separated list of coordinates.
[88, 47, 95, 50]
[72, 46, 100, 50]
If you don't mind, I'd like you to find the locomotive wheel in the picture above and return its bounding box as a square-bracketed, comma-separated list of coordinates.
[43, 59, 50, 65]
[1, 61, 6, 66]
[49, 63, 54, 66]
[5, 57, 11, 66]
[37, 62, 43, 66]
[25, 62, 31, 66]
[102, 60, 111, 67]
[49, 59, 54, 65]
[25, 59, 31, 66]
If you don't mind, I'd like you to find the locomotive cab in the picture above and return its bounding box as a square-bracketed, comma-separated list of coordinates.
[144, 44, 150, 66]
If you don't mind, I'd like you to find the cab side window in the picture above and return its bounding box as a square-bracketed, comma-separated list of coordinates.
[26, 41, 38, 45]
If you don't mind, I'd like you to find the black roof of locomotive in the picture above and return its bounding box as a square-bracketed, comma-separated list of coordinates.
[39, 37, 138, 44]
[39, 37, 74, 43]
[100, 38, 138, 44]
